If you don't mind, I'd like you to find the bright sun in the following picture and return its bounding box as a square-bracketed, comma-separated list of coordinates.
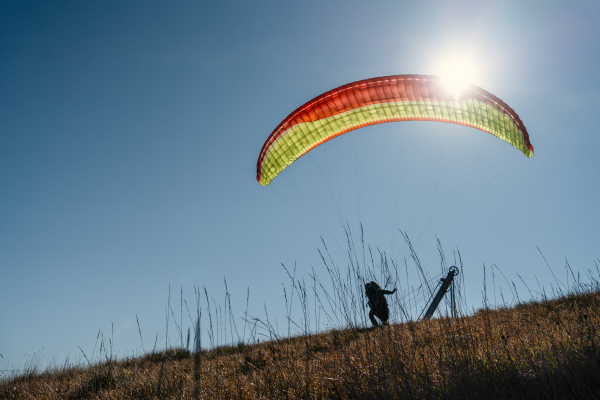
[439, 56, 479, 97]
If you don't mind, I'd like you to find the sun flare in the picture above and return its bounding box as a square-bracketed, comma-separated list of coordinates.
[439, 56, 480, 97]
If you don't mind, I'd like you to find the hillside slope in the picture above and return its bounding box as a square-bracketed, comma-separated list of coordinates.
[3, 291, 600, 399]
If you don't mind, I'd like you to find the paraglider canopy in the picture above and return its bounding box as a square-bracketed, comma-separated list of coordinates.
[257, 74, 533, 186]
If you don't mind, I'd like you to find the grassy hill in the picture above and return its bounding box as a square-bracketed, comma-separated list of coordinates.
[3, 289, 600, 399]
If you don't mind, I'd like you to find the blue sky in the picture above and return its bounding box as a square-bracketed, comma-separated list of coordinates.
[1, 0, 599, 372]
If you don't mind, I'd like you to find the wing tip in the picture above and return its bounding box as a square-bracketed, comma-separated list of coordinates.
[527, 144, 534, 157]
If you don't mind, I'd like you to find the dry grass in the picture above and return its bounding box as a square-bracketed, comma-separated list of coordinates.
[3, 290, 600, 399]
[4, 232, 599, 398]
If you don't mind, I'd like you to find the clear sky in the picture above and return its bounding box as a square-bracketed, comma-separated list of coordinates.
[1, 0, 599, 372]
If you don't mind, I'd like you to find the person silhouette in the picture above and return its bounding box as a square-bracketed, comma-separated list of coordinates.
[365, 281, 396, 326]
